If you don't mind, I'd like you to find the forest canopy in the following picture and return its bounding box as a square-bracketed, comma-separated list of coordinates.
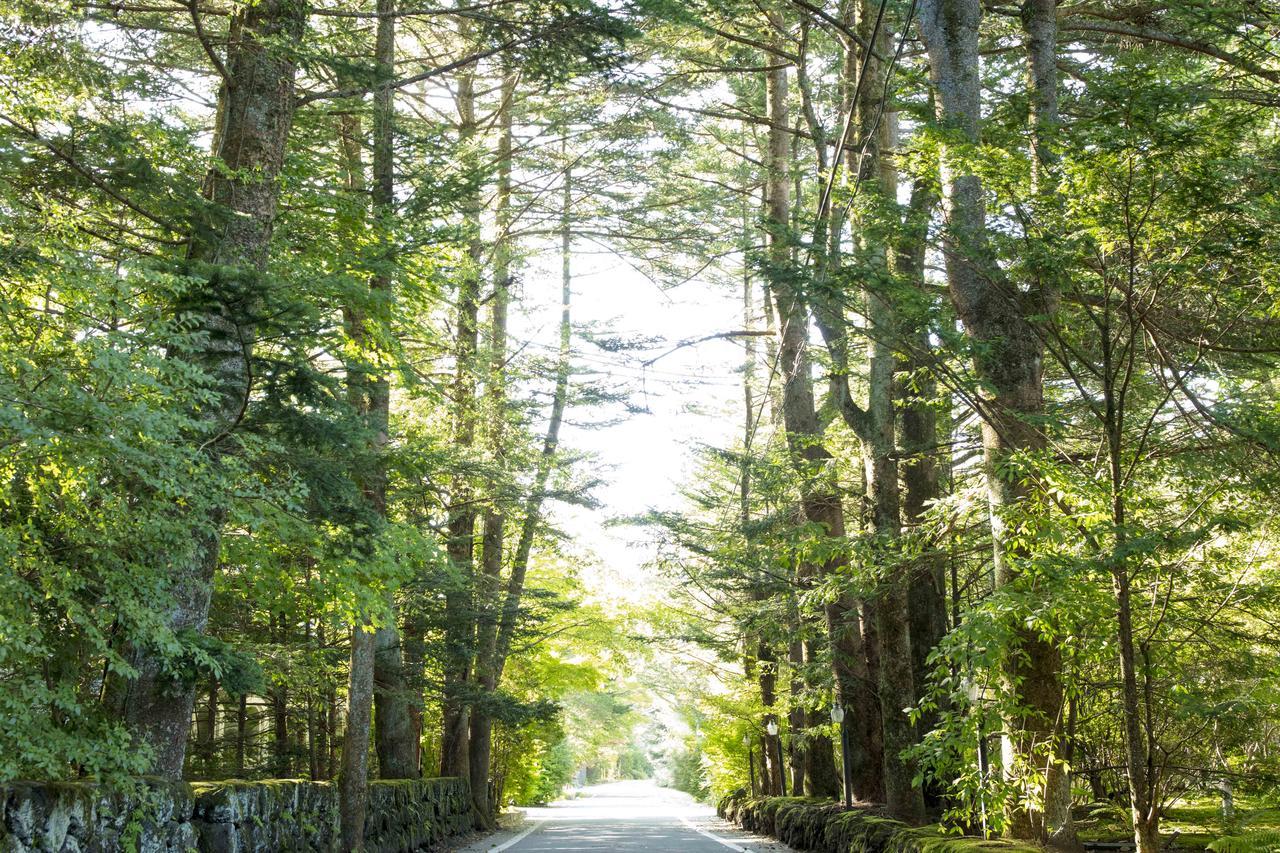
[2, 0, 1280, 850]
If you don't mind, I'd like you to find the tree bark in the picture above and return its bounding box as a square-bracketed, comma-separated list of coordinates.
[1101, 281, 1156, 853]
[364, 0, 418, 784]
[897, 180, 947, 715]
[802, 638, 840, 798]
[440, 55, 483, 782]
[105, 0, 306, 780]
[490, 157, 573, 678]
[272, 679, 290, 778]
[195, 678, 218, 777]
[236, 693, 248, 776]
[763, 36, 896, 810]
[758, 641, 786, 796]
[336, 4, 410, 843]
[897, 179, 949, 810]
[916, 0, 1072, 841]
[787, 637, 807, 796]
[340, 625, 376, 850]
[469, 70, 517, 830]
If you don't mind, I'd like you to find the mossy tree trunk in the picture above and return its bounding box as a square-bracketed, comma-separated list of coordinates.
[105, 0, 306, 781]
[916, 0, 1073, 841]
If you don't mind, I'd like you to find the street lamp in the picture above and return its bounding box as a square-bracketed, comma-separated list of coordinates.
[830, 704, 852, 808]
[964, 677, 993, 839]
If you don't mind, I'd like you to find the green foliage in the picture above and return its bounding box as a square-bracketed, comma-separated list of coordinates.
[669, 740, 710, 802]
[1209, 833, 1280, 853]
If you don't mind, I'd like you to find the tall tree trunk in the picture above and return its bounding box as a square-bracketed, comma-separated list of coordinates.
[897, 179, 946, 716]
[845, 5, 924, 821]
[365, 0, 417, 784]
[307, 696, 320, 781]
[340, 625, 376, 850]
[464, 150, 573, 819]
[916, 0, 1072, 841]
[802, 639, 840, 798]
[195, 678, 218, 777]
[490, 158, 574, 680]
[272, 666, 290, 778]
[763, 39, 893, 810]
[1113, 542, 1158, 853]
[440, 55, 483, 781]
[758, 641, 786, 796]
[787, 636, 807, 796]
[327, 682, 339, 779]
[469, 70, 517, 830]
[896, 177, 948, 810]
[236, 694, 248, 776]
[106, 0, 306, 780]
[337, 2, 408, 843]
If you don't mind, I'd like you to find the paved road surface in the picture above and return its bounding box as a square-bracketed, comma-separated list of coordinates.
[457, 779, 792, 853]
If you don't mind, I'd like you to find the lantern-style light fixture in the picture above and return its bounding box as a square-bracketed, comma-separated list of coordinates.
[765, 720, 779, 737]
[743, 733, 751, 746]
[830, 704, 845, 724]
[964, 677, 994, 706]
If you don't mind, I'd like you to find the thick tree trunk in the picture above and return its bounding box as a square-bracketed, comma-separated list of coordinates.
[763, 42, 897, 811]
[374, 620, 416, 779]
[916, 0, 1072, 841]
[106, 0, 305, 780]
[340, 626, 376, 850]
[900, 286, 949, 813]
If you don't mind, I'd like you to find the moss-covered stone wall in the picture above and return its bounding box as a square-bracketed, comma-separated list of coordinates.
[0, 776, 470, 852]
[717, 792, 1044, 853]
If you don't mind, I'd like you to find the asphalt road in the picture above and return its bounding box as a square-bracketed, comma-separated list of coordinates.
[464, 779, 791, 853]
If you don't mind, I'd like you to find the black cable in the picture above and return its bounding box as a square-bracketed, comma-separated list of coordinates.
[816, 0, 891, 222]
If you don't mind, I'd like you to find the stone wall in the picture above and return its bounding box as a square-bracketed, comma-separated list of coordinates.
[717, 792, 1040, 853]
[0, 776, 470, 852]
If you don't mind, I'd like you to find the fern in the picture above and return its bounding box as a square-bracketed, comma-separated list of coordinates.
[1207, 831, 1280, 853]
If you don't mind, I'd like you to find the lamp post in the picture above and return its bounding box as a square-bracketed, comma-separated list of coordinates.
[766, 719, 786, 796]
[831, 704, 852, 808]
[743, 733, 758, 797]
[965, 678, 992, 839]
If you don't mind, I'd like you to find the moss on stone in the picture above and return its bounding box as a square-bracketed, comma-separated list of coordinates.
[719, 792, 1043, 853]
[2, 776, 468, 853]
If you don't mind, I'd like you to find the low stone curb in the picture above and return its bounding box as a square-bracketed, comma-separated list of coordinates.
[0, 776, 470, 852]
[717, 793, 1043, 853]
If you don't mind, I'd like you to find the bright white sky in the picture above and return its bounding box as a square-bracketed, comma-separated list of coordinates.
[513, 239, 748, 599]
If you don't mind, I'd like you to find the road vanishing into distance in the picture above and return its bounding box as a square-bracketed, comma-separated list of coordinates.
[459, 779, 791, 853]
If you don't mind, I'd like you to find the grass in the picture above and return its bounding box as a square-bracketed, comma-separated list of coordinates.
[1076, 796, 1280, 850]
